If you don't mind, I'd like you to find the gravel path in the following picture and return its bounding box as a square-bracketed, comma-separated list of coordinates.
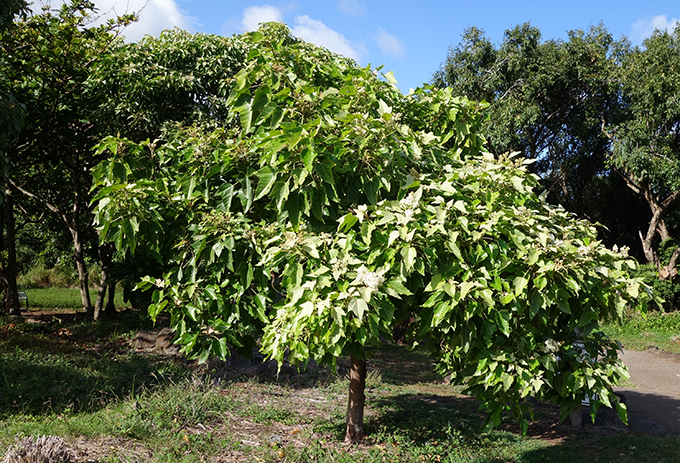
[614, 348, 680, 434]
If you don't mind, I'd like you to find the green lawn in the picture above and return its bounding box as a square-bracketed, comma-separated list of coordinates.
[602, 310, 680, 353]
[22, 287, 131, 310]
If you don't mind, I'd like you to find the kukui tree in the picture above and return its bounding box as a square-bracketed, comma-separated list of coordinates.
[93, 23, 647, 441]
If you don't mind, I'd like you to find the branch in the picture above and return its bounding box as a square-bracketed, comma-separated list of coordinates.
[661, 190, 680, 211]
[6, 177, 63, 218]
[612, 165, 641, 196]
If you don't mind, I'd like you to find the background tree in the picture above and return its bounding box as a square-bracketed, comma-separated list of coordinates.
[1, 3, 247, 318]
[432, 24, 649, 258]
[93, 28, 248, 143]
[0, 0, 135, 317]
[0, 0, 29, 314]
[603, 24, 680, 283]
[94, 23, 645, 441]
[86, 26, 251, 314]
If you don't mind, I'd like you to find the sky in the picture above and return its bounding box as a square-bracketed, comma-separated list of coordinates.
[33, 0, 680, 93]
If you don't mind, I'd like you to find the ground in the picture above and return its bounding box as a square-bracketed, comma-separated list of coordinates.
[616, 348, 680, 434]
[3, 309, 680, 462]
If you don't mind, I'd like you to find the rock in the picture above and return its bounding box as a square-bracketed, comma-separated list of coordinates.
[155, 327, 179, 355]
[131, 330, 157, 350]
[131, 328, 179, 355]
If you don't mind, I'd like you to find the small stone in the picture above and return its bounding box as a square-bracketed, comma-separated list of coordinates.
[269, 435, 282, 446]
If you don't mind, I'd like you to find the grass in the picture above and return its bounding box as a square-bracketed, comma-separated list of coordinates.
[2, 311, 680, 462]
[22, 287, 132, 310]
[602, 310, 680, 353]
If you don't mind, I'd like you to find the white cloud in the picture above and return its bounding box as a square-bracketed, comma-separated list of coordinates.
[374, 28, 405, 59]
[30, 0, 193, 42]
[337, 0, 366, 16]
[241, 4, 284, 32]
[631, 14, 680, 44]
[292, 15, 364, 61]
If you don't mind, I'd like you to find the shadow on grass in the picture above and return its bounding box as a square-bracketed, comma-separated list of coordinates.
[367, 344, 444, 386]
[319, 392, 680, 463]
[515, 432, 680, 463]
[365, 393, 483, 442]
[0, 311, 187, 416]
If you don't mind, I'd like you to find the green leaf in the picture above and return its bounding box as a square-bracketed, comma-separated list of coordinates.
[315, 159, 335, 184]
[513, 276, 528, 297]
[510, 176, 524, 192]
[460, 281, 475, 299]
[301, 146, 316, 173]
[254, 166, 276, 200]
[331, 305, 346, 325]
[401, 246, 417, 271]
[378, 99, 392, 120]
[286, 193, 302, 229]
[389, 279, 412, 298]
[557, 289, 571, 314]
[530, 291, 544, 319]
[364, 177, 379, 205]
[384, 71, 398, 85]
[432, 302, 452, 327]
[495, 310, 511, 336]
[349, 298, 368, 323]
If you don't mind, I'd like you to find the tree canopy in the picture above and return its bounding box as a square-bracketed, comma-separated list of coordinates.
[93, 23, 647, 439]
[603, 25, 680, 281]
[432, 24, 649, 259]
[0, 0, 136, 315]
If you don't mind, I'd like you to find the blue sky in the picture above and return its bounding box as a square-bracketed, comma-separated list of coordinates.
[37, 0, 680, 93]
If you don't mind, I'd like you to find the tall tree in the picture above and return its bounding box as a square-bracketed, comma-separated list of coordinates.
[0, 0, 133, 316]
[0, 0, 28, 314]
[603, 24, 680, 280]
[94, 23, 646, 440]
[433, 24, 649, 257]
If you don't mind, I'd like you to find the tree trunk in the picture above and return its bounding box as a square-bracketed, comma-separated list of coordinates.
[94, 242, 115, 319]
[70, 226, 92, 316]
[660, 246, 680, 282]
[4, 187, 21, 315]
[571, 407, 583, 430]
[105, 281, 116, 313]
[345, 353, 367, 443]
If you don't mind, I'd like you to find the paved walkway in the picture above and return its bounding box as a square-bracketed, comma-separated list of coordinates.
[615, 348, 680, 434]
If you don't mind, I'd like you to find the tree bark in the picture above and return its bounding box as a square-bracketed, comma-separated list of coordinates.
[70, 225, 92, 316]
[105, 281, 116, 313]
[94, 242, 115, 319]
[345, 353, 367, 443]
[4, 187, 21, 315]
[660, 246, 680, 281]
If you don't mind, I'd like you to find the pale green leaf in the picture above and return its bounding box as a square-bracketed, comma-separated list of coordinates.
[349, 298, 368, 323]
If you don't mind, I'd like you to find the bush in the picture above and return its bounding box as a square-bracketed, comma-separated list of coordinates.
[17, 261, 76, 288]
[17, 260, 102, 289]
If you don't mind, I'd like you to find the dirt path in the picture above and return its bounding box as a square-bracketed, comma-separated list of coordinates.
[615, 348, 680, 434]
